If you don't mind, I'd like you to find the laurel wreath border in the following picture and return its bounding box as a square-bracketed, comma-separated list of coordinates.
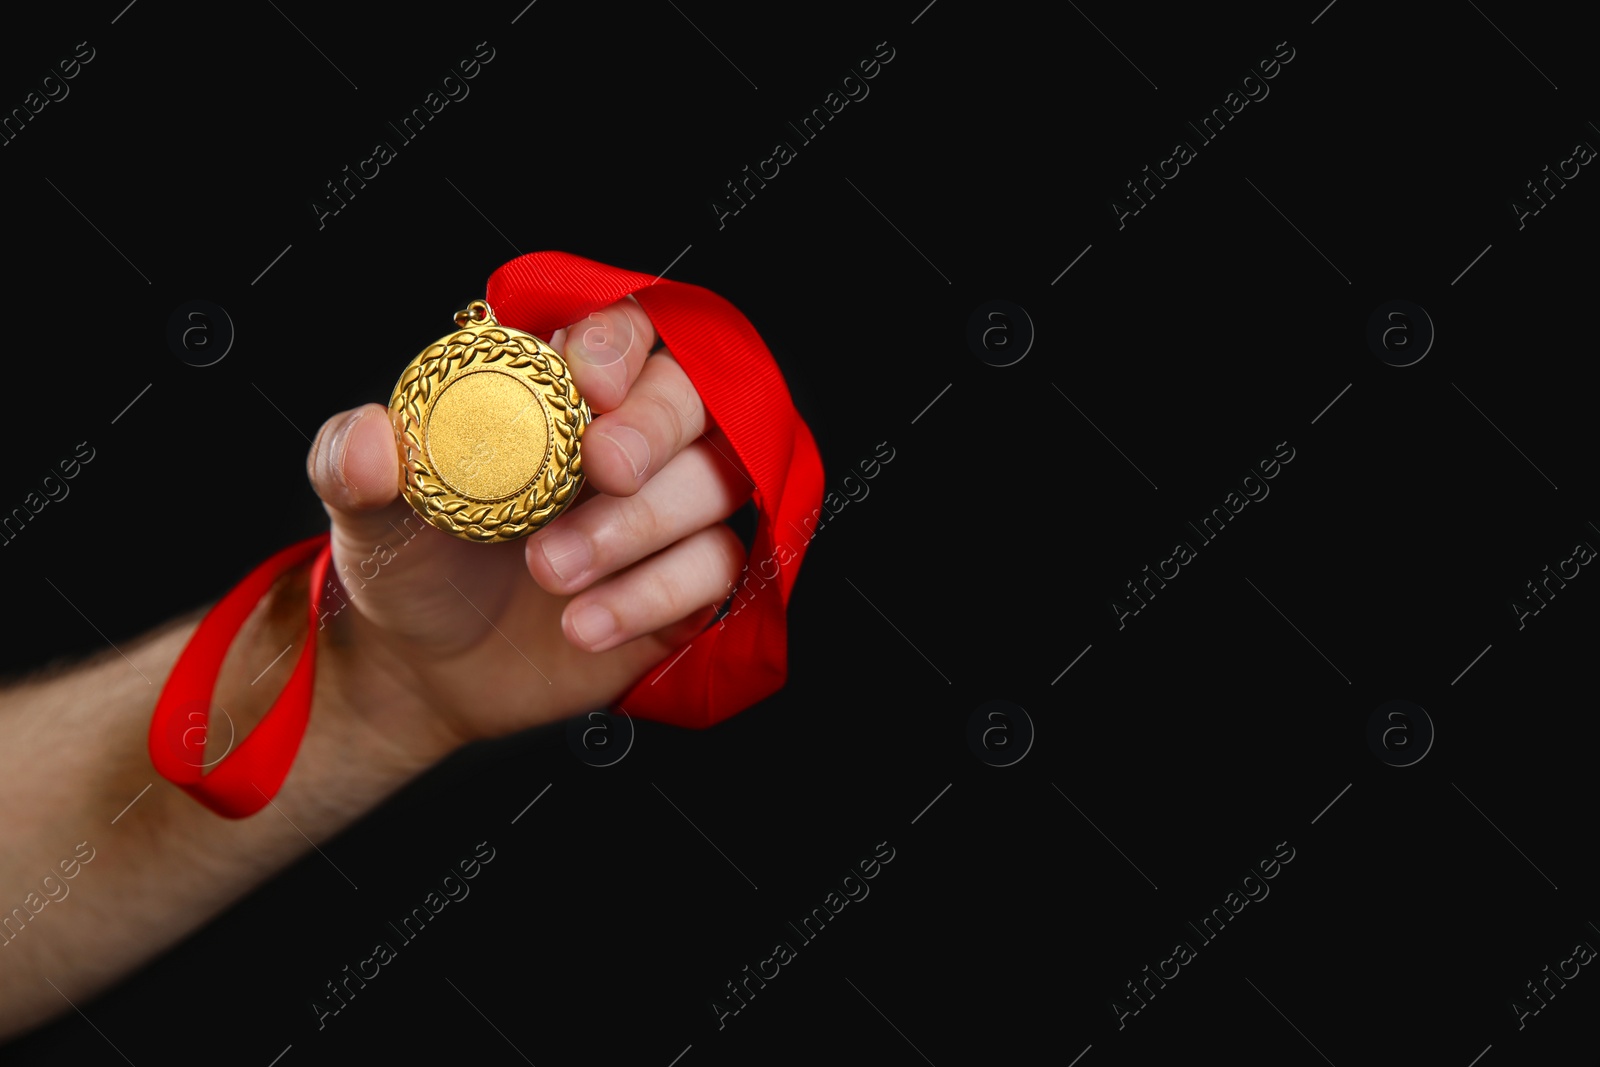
[391, 325, 590, 542]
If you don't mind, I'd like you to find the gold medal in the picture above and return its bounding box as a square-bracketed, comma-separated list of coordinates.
[389, 300, 590, 542]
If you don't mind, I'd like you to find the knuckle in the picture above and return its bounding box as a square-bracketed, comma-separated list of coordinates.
[607, 492, 660, 554]
[642, 379, 703, 449]
[620, 297, 655, 354]
[637, 562, 680, 621]
[639, 386, 687, 444]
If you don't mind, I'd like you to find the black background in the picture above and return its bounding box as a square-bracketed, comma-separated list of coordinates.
[3, 0, 1597, 1063]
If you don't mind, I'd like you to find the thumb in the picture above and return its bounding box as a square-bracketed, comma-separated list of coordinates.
[306, 403, 510, 648]
[306, 403, 413, 553]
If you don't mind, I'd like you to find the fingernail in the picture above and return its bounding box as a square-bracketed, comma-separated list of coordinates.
[596, 426, 650, 480]
[538, 526, 590, 582]
[570, 603, 616, 649]
[324, 409, 365, 489]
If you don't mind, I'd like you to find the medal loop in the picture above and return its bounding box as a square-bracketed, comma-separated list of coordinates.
[390, 299, 590, 543]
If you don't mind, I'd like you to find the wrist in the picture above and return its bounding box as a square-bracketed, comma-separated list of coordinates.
[194, 548, 460, 820]
[311, 594, 465, 784]
[137, 553, 456, 869]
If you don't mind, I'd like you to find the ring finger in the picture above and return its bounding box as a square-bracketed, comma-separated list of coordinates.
[525, 434, 750, 595]
[562, 522, 748, 653]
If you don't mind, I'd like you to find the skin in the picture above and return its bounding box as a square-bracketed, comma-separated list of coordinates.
[0, 296, 750, 1043]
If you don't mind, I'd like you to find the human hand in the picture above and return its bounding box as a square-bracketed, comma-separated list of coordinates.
[304, 295, 752, 768]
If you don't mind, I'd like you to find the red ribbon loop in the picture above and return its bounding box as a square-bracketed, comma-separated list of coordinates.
[148, 534, 332, 818]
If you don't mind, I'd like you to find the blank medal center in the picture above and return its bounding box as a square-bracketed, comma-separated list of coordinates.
[425, 371, 549, 501]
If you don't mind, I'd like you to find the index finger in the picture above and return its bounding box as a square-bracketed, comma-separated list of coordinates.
[549, 296, 658, 414]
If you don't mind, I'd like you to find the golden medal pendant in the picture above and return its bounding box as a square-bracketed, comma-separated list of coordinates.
[388, 300, 591, 543]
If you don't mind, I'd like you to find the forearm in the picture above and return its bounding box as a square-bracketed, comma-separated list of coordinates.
[0, 568, 437, 1043]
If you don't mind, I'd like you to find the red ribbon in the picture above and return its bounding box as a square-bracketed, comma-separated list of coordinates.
[149, 252, 821, 818]
[148, 534, 332, 818]
[486, 251, 824, 728]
